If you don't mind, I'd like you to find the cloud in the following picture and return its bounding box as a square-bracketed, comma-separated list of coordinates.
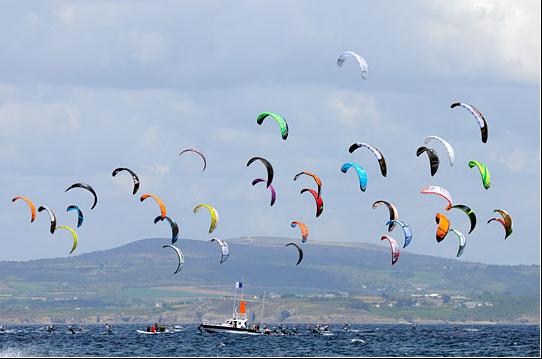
[1, 1, 538, 89]
[423, 0, 541, 82]
[125, 30, 168, 65]
[0, 101, 80, 136]
[326, 91, 380, 128]
[56, 4, 77, 25]
[0, 1, 539, 266]
[489, 148, 541, 174]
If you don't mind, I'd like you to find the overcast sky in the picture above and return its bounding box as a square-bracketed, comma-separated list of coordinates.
[1, 0, 540, 265]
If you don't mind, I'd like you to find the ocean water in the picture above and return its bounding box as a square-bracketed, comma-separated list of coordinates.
[0, 324, 539, 357]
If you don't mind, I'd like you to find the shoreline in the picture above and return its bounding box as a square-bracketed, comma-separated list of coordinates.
[2, 320, 539, 326]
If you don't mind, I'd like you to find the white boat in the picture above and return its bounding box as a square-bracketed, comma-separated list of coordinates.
[199, 318, 261, 335]
[136, 329, 172, 335]
[198, 282, 264, 335]
[137, 330, 157, 335]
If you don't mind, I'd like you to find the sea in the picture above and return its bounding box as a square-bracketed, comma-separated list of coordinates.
[0, 324, 539, 357]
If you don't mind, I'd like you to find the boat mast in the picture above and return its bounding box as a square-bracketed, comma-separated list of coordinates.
[260, 291, 266, 324]
[232, 283, 237, 320]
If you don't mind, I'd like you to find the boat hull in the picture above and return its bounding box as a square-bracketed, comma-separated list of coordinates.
[136, 330, 171, 335]
[199, 324, 261, 335]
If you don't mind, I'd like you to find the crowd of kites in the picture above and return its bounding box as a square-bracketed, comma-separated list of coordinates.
[11, 51, 513, 273]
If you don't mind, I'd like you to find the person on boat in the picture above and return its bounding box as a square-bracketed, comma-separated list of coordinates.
[151, 325, 156, 333]
[146, 325, 151, 332]
[343, 323, 350, 331]
[0, 325, 5, 332]
[106, 323, 113, 333]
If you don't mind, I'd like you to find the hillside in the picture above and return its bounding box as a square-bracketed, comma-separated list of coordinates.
[0, 237, 539, 324]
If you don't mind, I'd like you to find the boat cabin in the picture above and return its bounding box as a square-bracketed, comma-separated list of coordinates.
[222, 317, 248, 329]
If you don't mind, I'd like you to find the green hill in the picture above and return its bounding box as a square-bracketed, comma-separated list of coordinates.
[0, 237, 538, 324]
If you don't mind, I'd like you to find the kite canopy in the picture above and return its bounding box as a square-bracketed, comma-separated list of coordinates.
[293, 171, 322, 198]
[256, 112, 289, 140]
[424, 136, 455, 166]
[451, 102, 488, 143]
[291, 221, 309, 243]
[56, 225, 78, 255]
[65, 183, 98, 210]
[66, 205, 84, 228]
[448, 204, 477, 234]
[449, 229, 467, 258]
[154, 216, 180, 244]
[416, 146, 440, 177]
[337, 51, 368, 79]
[285, 242, 304, 265]
[372, 200, 399, 231]
[162, 244, 184, 274]
[211, 238, 229, 263]
[435, 213, 451, 243]
[349, 142, 387, 177]
[341, 162, 368, 192]
[487, 209, 513, 239]
[140, 194, 167, 219]
[194, 204, 219, 234]
[468, 160, 491, 190]
[112, 167, 140, 195]
[179, 148, 207, 171]
[12, 196, 37, 223]
[300, 188, 324, 218]
[381, 235, 400, 265]
[247, 157, 274, 188]
[386, 220, 413, 248]
[420, 185, 453, 210]
[251, 178, 277, 206]
[38, 206, 57, 234]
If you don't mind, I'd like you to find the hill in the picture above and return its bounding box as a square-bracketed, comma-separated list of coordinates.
[0, 237, 539, 324]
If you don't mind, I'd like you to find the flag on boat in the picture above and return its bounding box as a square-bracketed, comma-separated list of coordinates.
[236, 281, 243, 289]
[239, 300, 246, 314]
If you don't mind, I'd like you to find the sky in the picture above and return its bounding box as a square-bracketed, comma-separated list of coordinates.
[0, 0, 540, 265]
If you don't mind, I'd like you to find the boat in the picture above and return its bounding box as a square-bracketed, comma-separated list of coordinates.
[198, 318, 261, 335]
[137, 323, 172, 335]
[137, 329, 158, 335]
[136, 329, 172, 335]
[198, 282, 264, 335]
